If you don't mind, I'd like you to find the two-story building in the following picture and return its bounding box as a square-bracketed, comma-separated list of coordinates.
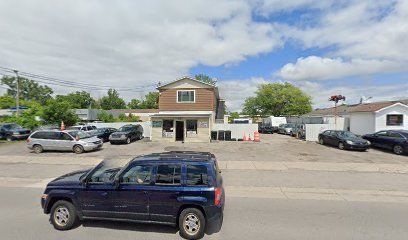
[150, 76, 225, 142]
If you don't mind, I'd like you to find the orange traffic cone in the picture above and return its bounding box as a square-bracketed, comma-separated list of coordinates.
[243, 133, 247, 141]
[60, 121, 65, 131]
[254, 131, 260, 142]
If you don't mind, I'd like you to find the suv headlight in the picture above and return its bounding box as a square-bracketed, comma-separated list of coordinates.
[346, 140, 354, 145]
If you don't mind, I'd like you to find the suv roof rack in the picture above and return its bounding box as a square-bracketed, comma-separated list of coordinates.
[133, 151, 215, 162]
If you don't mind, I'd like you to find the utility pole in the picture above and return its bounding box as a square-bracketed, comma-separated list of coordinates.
[329, 95, 346, 129]
[13, 69, 20, 117]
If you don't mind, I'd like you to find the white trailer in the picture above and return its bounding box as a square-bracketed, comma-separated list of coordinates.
[262, 116, 287, 131]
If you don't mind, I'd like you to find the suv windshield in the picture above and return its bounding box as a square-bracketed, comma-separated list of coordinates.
[68, 130, 93, 139]
[118, 126, 134, 132]
[3, 124, 21, 130]
[88, 159, 128, 183]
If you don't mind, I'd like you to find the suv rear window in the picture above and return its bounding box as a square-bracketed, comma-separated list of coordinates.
[155, 164, 181, 185]
[186, 165, 208, 186]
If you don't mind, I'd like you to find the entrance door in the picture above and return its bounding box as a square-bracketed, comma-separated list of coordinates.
[175, 121, 184, 141]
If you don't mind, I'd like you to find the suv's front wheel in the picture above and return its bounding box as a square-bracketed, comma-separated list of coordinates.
[179, 208, 205, 240]
[50, 200, 79, 231]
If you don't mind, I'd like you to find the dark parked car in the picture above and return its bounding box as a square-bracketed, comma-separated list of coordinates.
[292, 124, 306, 139]
[258, 124, 274, 134]
[0, 123, 31, 141]
[40, 151, 224, 239]
[363, 130, 408, 155]
[109, 124, 143, 144]
[318, 130, 370, 151]
[92, 127, 117, 142]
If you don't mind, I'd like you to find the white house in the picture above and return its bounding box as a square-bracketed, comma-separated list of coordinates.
[349, 102, 408, 135]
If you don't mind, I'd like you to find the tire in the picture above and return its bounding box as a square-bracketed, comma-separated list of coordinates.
[393, 145, 404, 155]
[179, 208, 206, 240]
[73, 145, 84, 154]
[50, 200, 79, 231]
[126, 137, 131, 144]
[6, 135, 13, 142]
[33, 144, 43, 154]
[338, 142, 345, 150]
[319, 138, 324, 145]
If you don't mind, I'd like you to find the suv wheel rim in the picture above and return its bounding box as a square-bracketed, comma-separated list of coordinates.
[54, 206, 70, 227]
[339, 143, 344, 150]
[394, 145, 403, 154]
[183, 213, 200, 236]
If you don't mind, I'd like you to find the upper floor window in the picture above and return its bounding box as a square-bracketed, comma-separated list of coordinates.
[386, 114, 403, 126]
[177, 90, 195, 103]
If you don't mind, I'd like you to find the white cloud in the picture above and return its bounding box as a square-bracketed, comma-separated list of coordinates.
[218, 77, 268, 112]
[0, 0, 283, 99]
[277, 56, 402, 81]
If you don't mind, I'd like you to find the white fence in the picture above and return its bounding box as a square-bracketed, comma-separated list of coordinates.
[213, 123, 259, 139]
[92, 122, 152, 138]
[305, 123, 344, 142]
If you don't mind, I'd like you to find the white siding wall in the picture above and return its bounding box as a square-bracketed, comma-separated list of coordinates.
[213, 124, 259, 139]
[350, 112, 375, 135]
[305, 124, 343, 142]
[375, 105, 408, 132]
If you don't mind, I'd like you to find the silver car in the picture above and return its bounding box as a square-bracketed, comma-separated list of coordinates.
[27, 130, 103, 154]
[278, 123, 295, 135]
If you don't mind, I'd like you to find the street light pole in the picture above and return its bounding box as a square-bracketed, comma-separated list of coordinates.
[13, 70, 20, 117]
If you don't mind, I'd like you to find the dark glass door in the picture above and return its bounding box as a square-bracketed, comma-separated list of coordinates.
[176, 121, 184, 141]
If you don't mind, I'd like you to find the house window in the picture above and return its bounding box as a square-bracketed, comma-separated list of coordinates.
[162, 120, 174, 138]
[177, 90, 195, 103]
[186, 120, 197, 137]
[386, 114, 403, 126]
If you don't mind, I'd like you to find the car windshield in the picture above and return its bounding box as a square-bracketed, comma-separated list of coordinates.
[286, 124, 295, 128]
[88, 159, 129, 183]
[68, 130, 93, 139]
[96, 128, 108, 133]
[118, 126, 134, 132]
[3, 124, 21, 130]
[337, 131, 358, 138]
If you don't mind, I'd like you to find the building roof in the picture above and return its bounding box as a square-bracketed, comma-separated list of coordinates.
[307, 99, 408, 116]
[157, 76, 216, 89]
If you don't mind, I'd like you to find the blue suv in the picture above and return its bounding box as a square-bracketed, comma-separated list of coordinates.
[41, 151, 224, 239]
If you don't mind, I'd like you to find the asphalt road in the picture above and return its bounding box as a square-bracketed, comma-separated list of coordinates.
[1, 187, 408, 240]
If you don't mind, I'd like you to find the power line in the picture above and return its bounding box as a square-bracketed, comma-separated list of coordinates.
[0, 66, 156, 92]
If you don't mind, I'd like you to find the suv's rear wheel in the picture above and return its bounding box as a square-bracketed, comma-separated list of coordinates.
[33, 144, 43, 154]
[73, 145, 84, 154]
[50, 200, 78, 231]
[179, 208, 205, 240]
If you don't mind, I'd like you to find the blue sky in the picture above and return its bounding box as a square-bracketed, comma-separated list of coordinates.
[0, 0, 407, 111]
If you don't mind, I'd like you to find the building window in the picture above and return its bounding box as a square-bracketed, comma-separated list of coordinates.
[386, 114, 403, 126]
[186, 120, 197, 137]
[162, 120, 174, 138]
[177, 90, 195, 103]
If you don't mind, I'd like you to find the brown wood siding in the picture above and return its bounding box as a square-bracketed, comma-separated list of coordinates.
[159, 88, 215, 111]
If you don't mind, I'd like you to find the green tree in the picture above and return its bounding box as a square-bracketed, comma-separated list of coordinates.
[228, 112, 240, 123]
[99, 89, 126, 110]
[41, 99, 79, 126]
[128, 99, 141, 109]
[0, 94, 15, 109]
[242, 83, 312, 117]
[97, 110, 116, 122]
[1, 76, 53, 104]
[139, 92, 159, 109]
[195, 74, 216, 85]
[4, 101, 43, 129]
[55, 91, 97, 109]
